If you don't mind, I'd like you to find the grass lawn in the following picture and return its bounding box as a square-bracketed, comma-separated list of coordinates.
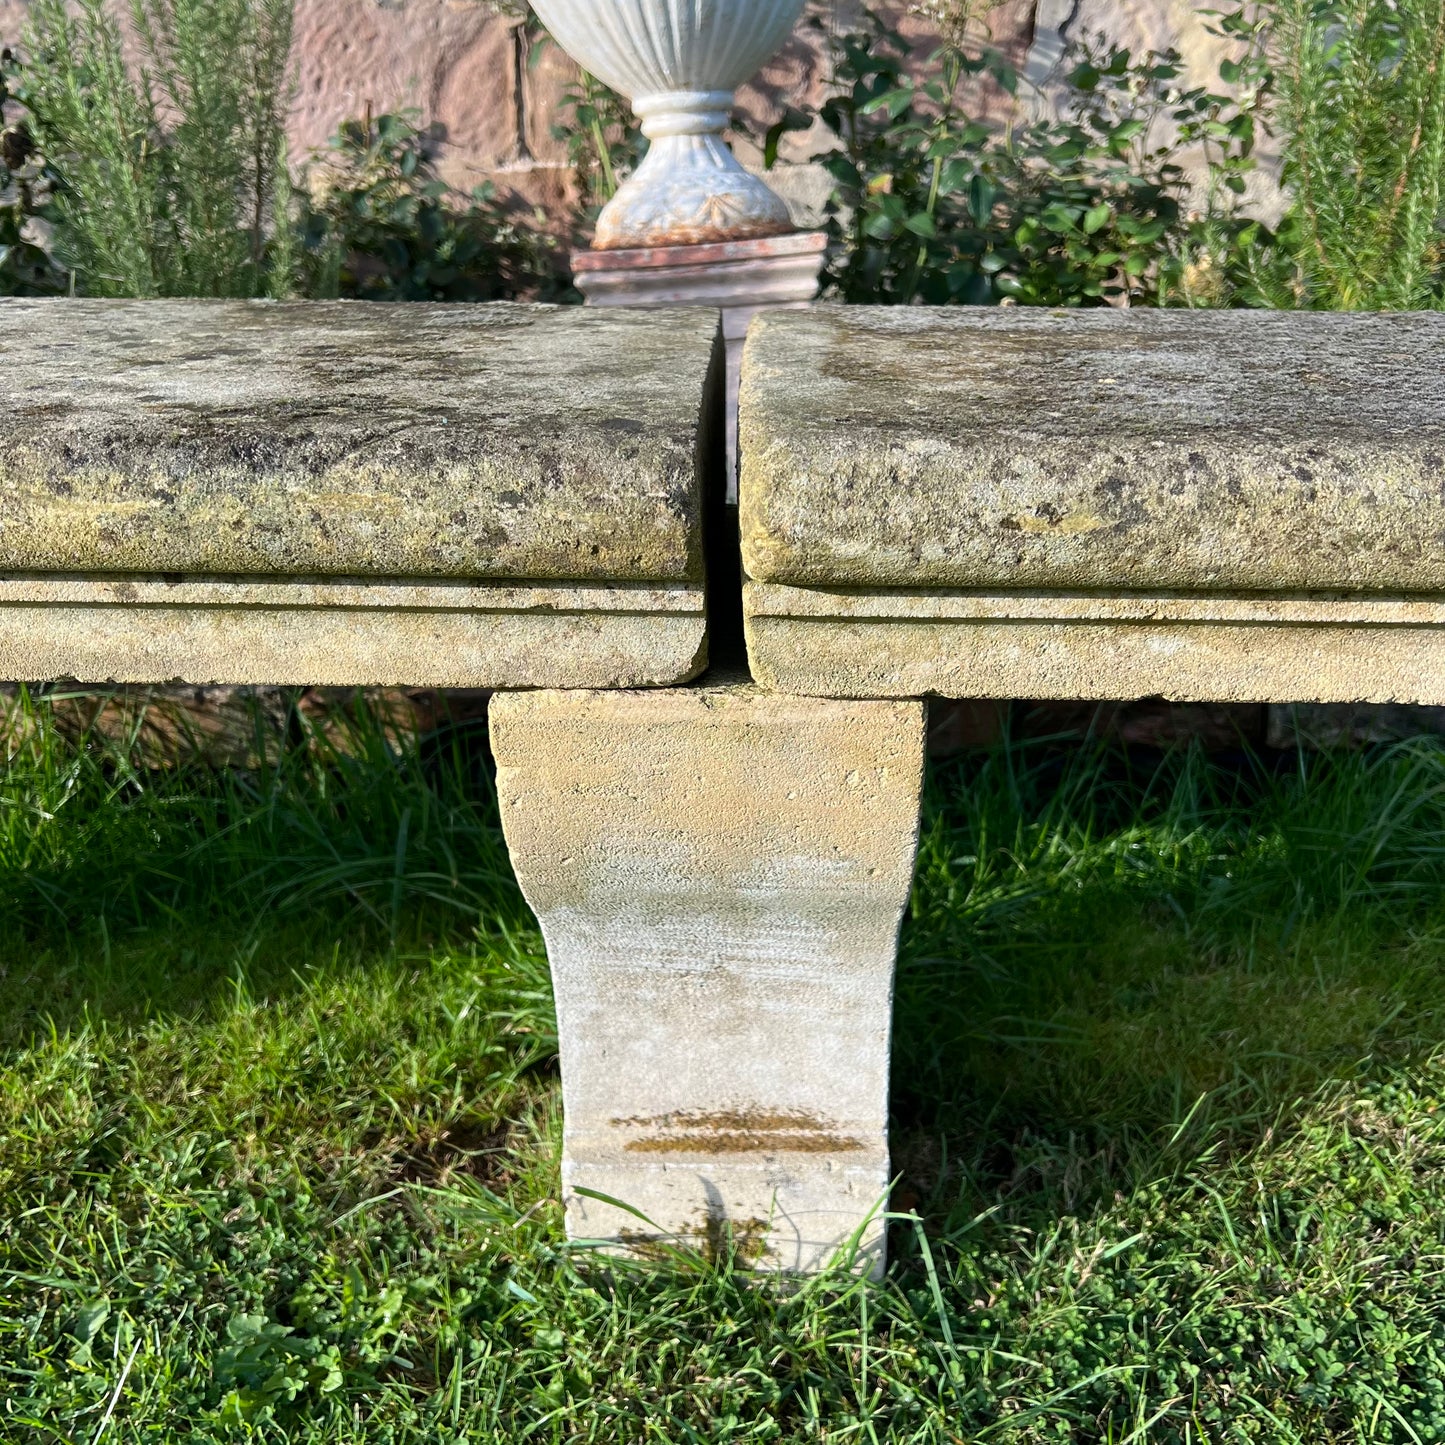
[4, 695, 1445, 1442]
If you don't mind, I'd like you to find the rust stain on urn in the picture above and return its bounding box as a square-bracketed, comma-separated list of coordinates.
[592, 216, 795, 250]
[614, 1108, 865, 1154]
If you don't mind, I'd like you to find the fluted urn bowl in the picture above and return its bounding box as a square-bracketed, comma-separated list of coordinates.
[529, 0, 808, 249]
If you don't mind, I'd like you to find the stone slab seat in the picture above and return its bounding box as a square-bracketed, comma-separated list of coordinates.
[738, 306, 1445, 701]
[0, 298, 721, 689]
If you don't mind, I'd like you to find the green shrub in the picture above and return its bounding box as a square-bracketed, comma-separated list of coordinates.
[755, 0, 1443, 312]
[553, 61, 646, 238]
[17, 0, 294, 298]
[7, 0, 1442, 311]
[758, 12, 1261, 307]
[1269, 0, 1445, 308]
[296, 110, 562, 302]
[2, 9, 564, 302]
[1161, 0, 1445, 311]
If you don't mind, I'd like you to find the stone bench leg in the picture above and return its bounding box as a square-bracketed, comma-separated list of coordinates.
[489, 686, 926, 1273]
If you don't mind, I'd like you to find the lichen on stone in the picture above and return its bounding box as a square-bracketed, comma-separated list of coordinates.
[739, 306, 1445, 592]
[0, 299, 720, 583]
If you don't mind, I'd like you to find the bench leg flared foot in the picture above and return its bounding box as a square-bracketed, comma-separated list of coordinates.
[490, 685, 926, 1273]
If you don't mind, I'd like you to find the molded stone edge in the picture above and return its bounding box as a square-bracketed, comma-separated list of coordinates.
[0, 578, 707, 689]
[744, 582, 1445, 702]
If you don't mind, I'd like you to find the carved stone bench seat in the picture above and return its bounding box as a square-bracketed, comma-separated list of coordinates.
[740, 307, 1445, 701]
[0, 299, 719, 689]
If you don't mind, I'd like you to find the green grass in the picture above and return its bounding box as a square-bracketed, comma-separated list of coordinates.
[4, 693, 1445, 1441]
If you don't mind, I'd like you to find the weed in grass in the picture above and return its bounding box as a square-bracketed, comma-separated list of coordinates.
[3, 695, 1445, 1440]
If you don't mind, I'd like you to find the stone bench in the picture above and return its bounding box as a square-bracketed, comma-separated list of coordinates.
[740, 307, 1445, 701]
[0, 299, 718, 689]
[8, 297, 1445, 1277]
[502, 305, 1445, 1275]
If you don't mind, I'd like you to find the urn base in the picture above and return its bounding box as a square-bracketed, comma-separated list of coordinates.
[593, 134, 796, 250]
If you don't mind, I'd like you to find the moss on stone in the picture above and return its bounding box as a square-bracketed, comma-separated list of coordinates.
[739, 307, 1445, 592]
[0, 299, 719, 582]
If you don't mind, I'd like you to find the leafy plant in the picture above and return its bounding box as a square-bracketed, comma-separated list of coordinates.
[1271, 0, 1445, 308]
[552, 61, 646, 234]
[1154, 0, 1445, 311]
[778, 10, 1263, 307]
[3, 23, 562, 302]
[213, 1313, 345, 1423]
[1151, 4, 1283, 308]
[297, 109, 561, 302]
[16, 0, 294, 299]
[0, 45, 68, 295]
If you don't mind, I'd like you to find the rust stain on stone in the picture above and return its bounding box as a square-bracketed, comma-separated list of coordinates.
[617, 1210, 772, 1264]
[614, 1107, 864, 1154]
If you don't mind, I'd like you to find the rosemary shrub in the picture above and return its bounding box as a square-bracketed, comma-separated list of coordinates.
[1272, 0, 1445, 308]
[17, 0, 294, 298]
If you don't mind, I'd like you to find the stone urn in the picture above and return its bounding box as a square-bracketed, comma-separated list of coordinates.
[529, 0, 807, 249]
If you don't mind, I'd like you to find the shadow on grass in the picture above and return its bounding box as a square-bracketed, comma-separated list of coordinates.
[0, 694, 530, 1050]
[11, 701, 1445, 1440]
[892, 732, 1445, 1241]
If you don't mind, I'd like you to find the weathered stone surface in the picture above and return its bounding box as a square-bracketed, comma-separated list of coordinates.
[740, 308, 1445, 593]
[490, 683, 926, 1273]
[744, 583, 1445, 703]
[0, 299, 718, 582]
[0, 579, 706, 689]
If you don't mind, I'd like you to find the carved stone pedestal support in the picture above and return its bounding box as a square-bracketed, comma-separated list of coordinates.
[490, 684, 925, 1273]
